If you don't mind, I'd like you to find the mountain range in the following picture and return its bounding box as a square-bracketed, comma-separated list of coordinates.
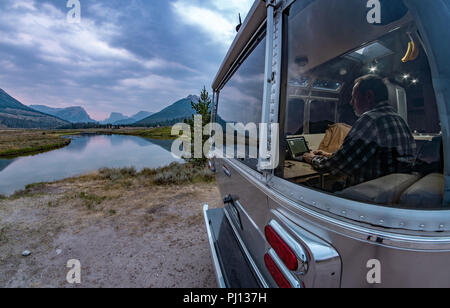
[30, 105, 96, 123]
[135, 95, 199, 126]
[0, 89, 69, 129]
[101, 111, 154, 125]
[0, 88, 202, 129]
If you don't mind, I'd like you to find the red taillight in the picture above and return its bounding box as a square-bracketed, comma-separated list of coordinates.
[264, 253, 292, 288]
[265, 225, 298, 271]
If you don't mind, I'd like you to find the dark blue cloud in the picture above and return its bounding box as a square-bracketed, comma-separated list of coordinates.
[0, 0, 253, 120]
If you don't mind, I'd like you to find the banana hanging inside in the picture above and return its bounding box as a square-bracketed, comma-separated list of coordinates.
[402, 40, 420, 63]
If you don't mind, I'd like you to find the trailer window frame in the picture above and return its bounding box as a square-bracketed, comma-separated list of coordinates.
[213, 23, 267, 172]
[272, 0, 450, 232]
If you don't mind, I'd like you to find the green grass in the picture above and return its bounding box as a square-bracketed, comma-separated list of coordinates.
[25, 182, 48, 190]
[0, 130, 71, 158]
[114, 127, 177, 140]
[0, 140, 71, 157]
[78, 192, 107, 210]
[4, 182, 50, 200]
[57, 127, 177, 140]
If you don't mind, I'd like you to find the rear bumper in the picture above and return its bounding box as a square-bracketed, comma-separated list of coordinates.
[203, 204, 264, 288]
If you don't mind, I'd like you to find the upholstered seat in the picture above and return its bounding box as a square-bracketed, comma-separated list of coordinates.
[337, 173, 420, 205]
[399, 173, 444, 209]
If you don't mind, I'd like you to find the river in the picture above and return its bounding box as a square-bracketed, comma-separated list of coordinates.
[0, 134, 182, 196]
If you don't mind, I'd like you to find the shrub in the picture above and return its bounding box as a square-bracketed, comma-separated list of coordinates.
[78, 192, 107, 210]
[151, 162, 214, 185]
[99, 167, 137, 181]
[25, 182, 47, 191]
[10, 182, 48, 198]
[98, 163, 214, 186]
[139, 168, 159, 177]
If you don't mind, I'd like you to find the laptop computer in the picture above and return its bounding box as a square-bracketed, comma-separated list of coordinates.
[286, 136, 311, 161]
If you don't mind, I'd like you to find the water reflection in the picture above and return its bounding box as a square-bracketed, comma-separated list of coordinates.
[0, 135, 182, 196]
[144, 138, 174, 153]
[0, 159, 13, 173]
[64, 135, 90, 152]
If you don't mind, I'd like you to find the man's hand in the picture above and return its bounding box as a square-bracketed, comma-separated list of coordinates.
[303, 152, 316, 164]
[314, 150, 333, 158]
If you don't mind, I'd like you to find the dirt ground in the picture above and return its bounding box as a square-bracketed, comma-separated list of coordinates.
[0, 174, 222, 288]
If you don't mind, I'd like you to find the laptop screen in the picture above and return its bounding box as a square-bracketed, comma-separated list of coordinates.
[287, 137, 309, 158]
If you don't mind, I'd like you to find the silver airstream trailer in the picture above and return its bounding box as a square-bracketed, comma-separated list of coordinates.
[203, 0, 450, 288]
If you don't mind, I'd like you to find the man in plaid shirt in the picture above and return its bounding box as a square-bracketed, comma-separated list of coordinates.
[303, 75, 416, 186]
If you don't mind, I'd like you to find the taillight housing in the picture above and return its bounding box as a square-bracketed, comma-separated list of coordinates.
[264, 253, 292, 288]
[207, 159, 216, 173]
[265, 225, 298, 271]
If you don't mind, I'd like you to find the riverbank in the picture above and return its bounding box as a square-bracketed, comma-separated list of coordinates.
[0, 163, 220, 288]
[0, 127, 175, 158]
[111, 127, 176, 140]
[60, 126, 176, 140]
[0, 130, 71, 158]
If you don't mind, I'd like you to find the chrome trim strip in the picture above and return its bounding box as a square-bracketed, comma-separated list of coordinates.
[268, 249, 302, 288]
[269, 220, 309, 274]
[222, 165, 231, 177]
[203, 204, 227, 288]
[259, 0, 275, 172]
[269, 176, 450, 239]
[223, 158, 450, 249]
[271, 210, 342, 288]
[223, 208, 269, 288]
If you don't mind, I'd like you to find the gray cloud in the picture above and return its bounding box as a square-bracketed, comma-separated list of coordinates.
[0, 0, 253, 120]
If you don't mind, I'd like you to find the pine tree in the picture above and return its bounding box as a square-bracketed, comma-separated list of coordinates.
[190, 86, 211, 127]
[187, 86, 212, 163]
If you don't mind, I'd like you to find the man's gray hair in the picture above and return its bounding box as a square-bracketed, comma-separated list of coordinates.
[355, 74, 389, 103]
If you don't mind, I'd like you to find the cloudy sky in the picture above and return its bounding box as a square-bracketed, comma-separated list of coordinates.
[0, 0, 254, 121]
